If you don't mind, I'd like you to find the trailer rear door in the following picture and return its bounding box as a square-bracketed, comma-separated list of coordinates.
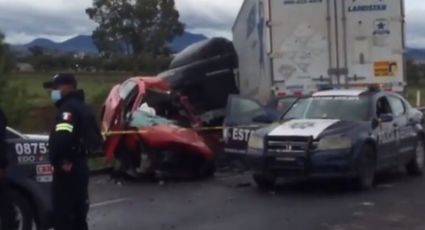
[268, 0, 405, 94]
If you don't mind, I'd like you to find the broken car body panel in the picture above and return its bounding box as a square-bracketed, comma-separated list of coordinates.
[102, 78, 216, 177]
[102, 38, 241, 177]
[102, 77, 170, 161]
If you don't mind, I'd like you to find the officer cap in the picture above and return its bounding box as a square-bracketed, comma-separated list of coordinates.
[43, 73, 77, 89]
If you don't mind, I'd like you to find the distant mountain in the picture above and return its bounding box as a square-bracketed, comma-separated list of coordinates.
[19, 35, 98, 53]
[407, 48, 425, 61]
[12, 32, 208, 55]
[25, 38, 57, 48]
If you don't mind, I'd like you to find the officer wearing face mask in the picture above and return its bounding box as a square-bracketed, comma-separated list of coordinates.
[43, 73, 101, 230]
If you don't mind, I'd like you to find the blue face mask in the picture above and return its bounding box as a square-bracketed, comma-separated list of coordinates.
[50, 90, 62, 103]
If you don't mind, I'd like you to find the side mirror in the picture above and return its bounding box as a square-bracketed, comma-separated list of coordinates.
[253, 114, 274, 124]
[379, 113, 394, 123]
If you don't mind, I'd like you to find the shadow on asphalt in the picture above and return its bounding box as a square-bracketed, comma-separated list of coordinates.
[260, 169, 419, 197]
[103, 167, 423, 199]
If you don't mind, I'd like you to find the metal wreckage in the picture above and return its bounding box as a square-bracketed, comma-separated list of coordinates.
[101, 38, 239, 179]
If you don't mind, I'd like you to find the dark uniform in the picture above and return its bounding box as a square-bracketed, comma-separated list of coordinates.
[0, 108, 18, 230]
[45, 74, 98, 230]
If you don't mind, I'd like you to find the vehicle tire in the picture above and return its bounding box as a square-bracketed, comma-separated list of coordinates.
[253, 173, 276, 190]
[199, 161, 216, 179]
[10, 190, 34, 230]
[355, 145, 376, 190]
[406, 139, 425, 176]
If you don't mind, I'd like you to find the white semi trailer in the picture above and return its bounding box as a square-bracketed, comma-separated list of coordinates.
[233, 0, 406, 103]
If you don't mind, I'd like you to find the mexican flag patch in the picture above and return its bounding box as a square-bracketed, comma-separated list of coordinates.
[62, 112, 72, 121]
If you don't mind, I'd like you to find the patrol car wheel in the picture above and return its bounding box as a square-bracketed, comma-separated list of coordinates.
[253, 173, 276, 190]
[406, 139, 425, 176]
[10, 190, 34, 230]
[355, 145, 376, 190]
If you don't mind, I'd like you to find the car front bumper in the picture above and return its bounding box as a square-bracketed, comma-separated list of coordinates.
[247, 148, 359, 179]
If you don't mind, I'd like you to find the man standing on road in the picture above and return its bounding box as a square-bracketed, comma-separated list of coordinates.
[43, 73, 102, 230]
[0, 107, 18, 230]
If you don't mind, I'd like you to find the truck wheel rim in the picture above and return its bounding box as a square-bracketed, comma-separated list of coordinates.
[417, 141, 425, 169]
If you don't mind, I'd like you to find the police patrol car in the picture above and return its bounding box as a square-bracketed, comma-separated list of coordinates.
[5, 127, 52, 230]
[246, 88, 425, 189]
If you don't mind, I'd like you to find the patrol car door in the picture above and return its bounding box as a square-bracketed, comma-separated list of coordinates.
[387, 95, 416, 160]
[375, 96, 397, 166]
[223, 95, 278, 155]
[5, 128, 53, 184]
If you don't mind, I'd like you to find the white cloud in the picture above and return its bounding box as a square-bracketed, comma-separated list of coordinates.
[175, 0, 243, 38]
[0, 0, 95, 44]
[0, 0, 424, 48]
[405, 0, 425, 47]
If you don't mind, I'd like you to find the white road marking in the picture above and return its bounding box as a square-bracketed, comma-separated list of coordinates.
[90, 198, 132, 208]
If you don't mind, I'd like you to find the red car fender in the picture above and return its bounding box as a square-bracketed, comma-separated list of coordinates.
[124, 133, 140, 152]
[105, 136, 121, 161]
[102, 85, 124, 162]
[137, 125, 214, 160]
[103, 77, 170, 161]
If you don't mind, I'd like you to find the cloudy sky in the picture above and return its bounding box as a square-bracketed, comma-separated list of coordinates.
[0, 0, 424, 47]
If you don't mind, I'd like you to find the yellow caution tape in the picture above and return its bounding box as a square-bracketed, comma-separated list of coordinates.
[103, 130, 149, 137]
[102, 125, 264, 137]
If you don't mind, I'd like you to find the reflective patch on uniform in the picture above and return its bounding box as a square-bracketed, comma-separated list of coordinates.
[55, 123, 74, 132]
[36, 175, 53, 183]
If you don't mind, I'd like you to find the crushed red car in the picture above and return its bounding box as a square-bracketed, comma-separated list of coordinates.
[101, 38, 239, 179]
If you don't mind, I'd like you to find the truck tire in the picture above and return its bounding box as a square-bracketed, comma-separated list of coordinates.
[406, 139, 425, 176]
[355, 145, 376, 190]
[10, 190, 34, 230]
[253, 173, 276, 190]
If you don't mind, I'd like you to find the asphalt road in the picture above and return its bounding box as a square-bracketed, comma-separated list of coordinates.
[88, 170, 425, 230]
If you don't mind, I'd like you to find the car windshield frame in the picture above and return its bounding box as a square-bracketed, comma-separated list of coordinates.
[281, 95, 372, 122]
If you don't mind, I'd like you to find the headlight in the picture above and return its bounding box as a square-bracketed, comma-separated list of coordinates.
[248, 134, 264, 150]
[317, 135, 352, 151]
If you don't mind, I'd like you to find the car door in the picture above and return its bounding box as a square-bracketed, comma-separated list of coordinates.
[223, 95, 277, 155]
[374, 96, 398, 167]
[5, 128, 53, 227]
[103, 80, 139, 160]
[6, 128, 52, 186]
[387, 95, 416, 161]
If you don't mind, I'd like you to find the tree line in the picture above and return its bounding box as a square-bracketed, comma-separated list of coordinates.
[20, 48, 171, 73]
[8, 0, 184, 73]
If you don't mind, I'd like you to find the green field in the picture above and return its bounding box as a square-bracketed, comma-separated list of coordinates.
[3, 71, 425, 131]
[2, 72, 133, 132]
[406, 84, 425, 108]
[1, 72, 135, 170]
[5, 72, 131, 106]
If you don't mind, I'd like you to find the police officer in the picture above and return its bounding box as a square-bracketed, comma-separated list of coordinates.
[43, 73, 96, 230]
[0, 107, 18, 230]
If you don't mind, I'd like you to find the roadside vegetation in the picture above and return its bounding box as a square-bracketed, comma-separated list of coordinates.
[2, 72, 130, 132]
